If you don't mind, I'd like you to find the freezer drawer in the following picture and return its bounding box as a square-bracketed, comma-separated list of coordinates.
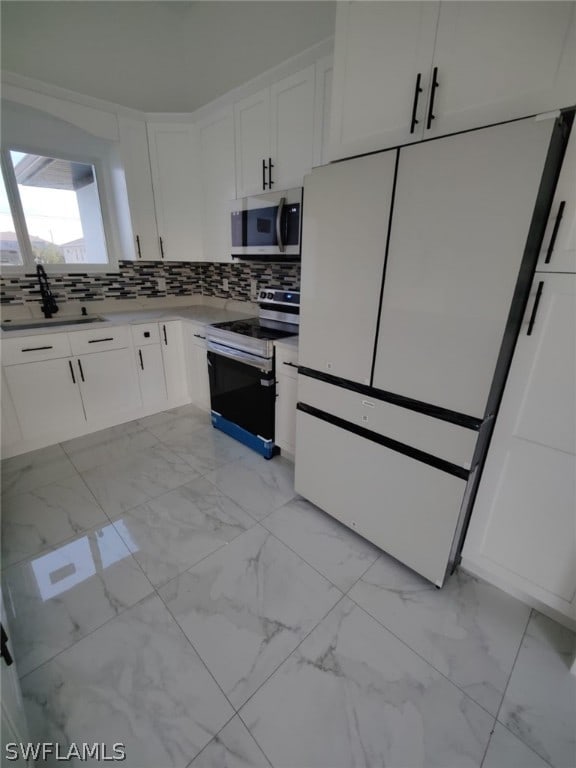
[298, 374, 478, 468]
[295, 409, 467, 585]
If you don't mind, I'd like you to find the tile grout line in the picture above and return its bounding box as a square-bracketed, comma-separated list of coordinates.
[481, 608, 555, 768]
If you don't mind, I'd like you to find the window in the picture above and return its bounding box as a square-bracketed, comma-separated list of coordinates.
[0, 149, 110, 269]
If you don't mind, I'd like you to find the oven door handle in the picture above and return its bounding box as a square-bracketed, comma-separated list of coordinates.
[207, 340, 273, 373]
[276, 197, 286, 253]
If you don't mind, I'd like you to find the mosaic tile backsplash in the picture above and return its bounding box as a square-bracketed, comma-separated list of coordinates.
[0, 261, 301, 306]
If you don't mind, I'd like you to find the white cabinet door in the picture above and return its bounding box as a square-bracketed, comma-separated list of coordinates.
[147, 122, 203, 261]
[270, 66, 315, 191]
[189, 338, 210, 412]
[537, 124, 576, 273]
[313, 56, 334, 168]
[464, 275, 576, 612]
[299, 150, 397, 385]
[136, 344, 168, 409]
[428, 2, 576, 139]
[118, 116, 160, 261]
[295, 409, 467, 586]
[328, 1, 439, 161]
[4, 358, 86, 441]
[234, 89, 271, 197]
[373, 117, 555, 418]
[77, 348, 141, 424]
[1, 371, 22, 452]
[160, 321, 189, 405]
[198, 108, 236, 262]
[275, 373, 297, 455]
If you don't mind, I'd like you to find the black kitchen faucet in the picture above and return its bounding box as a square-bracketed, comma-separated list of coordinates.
[36, 264, 59, 318]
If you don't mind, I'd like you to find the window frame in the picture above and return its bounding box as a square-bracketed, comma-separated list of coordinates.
[0, 143, 118, 275]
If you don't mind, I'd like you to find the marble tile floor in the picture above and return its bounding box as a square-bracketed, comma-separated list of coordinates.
[1, 403, 575, 768]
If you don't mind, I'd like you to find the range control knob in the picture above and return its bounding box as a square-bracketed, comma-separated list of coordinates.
[267, 292, 274, 299]
[259, 291, 266, 299]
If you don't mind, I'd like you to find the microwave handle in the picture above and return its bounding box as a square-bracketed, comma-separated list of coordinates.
[276, 196, 286, 253]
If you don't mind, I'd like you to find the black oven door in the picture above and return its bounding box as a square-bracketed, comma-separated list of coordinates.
[207, 344, 276, 457]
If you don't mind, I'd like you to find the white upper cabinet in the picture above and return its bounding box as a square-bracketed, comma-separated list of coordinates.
[328, 2, 440, 161]
[537, 123, 576, 273]
[299, 150, 397, 386]
[329, 1, 576, 160]
[428, 2, 576, 138]
[118, 116, 160, 261]
[198, 108, 236, 263]
[269, 66, 315, 191]
[313, 56, 334, 168]
[147, 122, 203, 261]
[234, 88, 272, 197]
[372, 118, 555, 419]
[235, 66, 316, 196]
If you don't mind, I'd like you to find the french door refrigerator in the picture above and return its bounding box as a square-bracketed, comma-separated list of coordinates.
[296, 112, 573, 586]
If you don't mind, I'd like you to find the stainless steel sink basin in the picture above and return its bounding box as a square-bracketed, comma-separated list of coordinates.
[1, 316, 106, 331]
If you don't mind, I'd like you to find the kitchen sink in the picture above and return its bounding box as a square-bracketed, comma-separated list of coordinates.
[1, 316, 106, 331]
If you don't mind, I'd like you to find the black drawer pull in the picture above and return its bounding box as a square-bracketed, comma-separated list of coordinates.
[22, 345, 53, 352]
[136, 234, 142, 259]
[68, 360, 76, 384]
[193, 333, 206, 339]
[268, 157, 274, 188]
[77, 359, 85, 382]
[262, 158, 268, 190]
[138, 349, 144, 370]
[426, 67, 439, 130]
[410, 73, 423, 134]
[527, 281, 544, 336]
[282, 361, 298, 368]
[88, 337, 114, 344]
[545, 200, 566, 264]
[163, 324, 168, 345]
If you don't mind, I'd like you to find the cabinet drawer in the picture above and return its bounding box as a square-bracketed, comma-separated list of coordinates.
[69, 325, 131, 356]
[295, 409, 467, 586]
[275, 344, 298, 380]
[2, 332, 72, 365]
[298, 374, 477, 468]
[131, 323, 160, 347]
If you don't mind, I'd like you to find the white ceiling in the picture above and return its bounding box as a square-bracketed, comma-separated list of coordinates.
[1, 1, 336, 112]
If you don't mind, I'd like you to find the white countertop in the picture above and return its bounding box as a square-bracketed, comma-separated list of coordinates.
[0, 304, 255, 339]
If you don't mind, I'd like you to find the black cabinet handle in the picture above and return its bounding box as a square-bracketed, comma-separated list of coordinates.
[193, 333, 206, 339]
[159, 236, 165, 259]
[68, 360, 76, 384]
[138, 349, 144, 370]
[162, 324, 168, 345]
[545, 200, 566, 264]
[282, 361, 298, 368]
[88, 338, 114, 344]
[410, 73, 423, 134]
[268, 157, 274, 188]
[22, 345, 53, 352]
[136, 235, 142, 259]
[426, 67, 439, 130]
[1, 623, 13, 667]
[527, 281, 544, 336]
[262, 158, 268, 190]
[77, 359, 85, 382]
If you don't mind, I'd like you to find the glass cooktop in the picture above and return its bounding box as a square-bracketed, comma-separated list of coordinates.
[211, 317, 296, 341]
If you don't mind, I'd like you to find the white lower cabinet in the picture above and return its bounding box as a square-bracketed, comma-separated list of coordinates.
[160, 321, 189, 405]
[464, 274, 576, 620]
[295, 408, 467, 586]
[76, 347, 141, 424]
[136, 344, 168, 409]
[187, 331, 210, 412]
[4, 357, 86, 442]
[274, 343, 298, 455]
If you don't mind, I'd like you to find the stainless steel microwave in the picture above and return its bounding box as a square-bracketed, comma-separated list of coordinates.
[230, 188, 302, 261]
